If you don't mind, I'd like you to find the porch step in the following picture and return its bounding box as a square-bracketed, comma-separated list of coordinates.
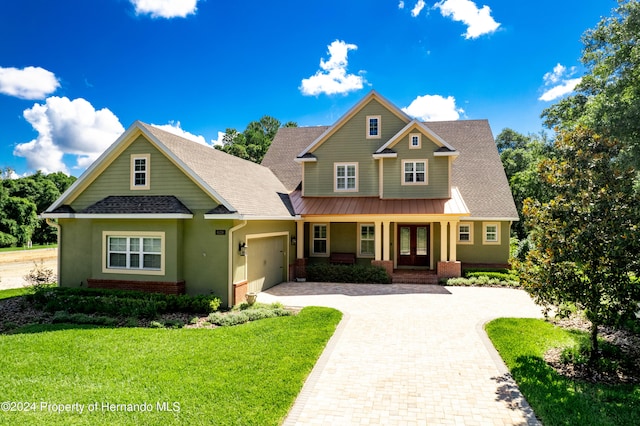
[391, 270, 439, 285]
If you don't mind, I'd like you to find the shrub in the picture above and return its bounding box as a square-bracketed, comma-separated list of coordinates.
[208, 303, 292, 327]
[465, 271, 519, 282]
[446, 276, 519, 287]
[23, 261, 56, 286]
[51, 311, 118, 326]
[306, 264, 391, 284]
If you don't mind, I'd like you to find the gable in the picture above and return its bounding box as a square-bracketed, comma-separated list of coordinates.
[69, 135, 219, 211]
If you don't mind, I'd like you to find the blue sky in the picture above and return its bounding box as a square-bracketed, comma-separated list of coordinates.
[0, 0, 617, 176]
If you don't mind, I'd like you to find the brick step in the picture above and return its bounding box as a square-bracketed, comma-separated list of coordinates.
[391, 271, 439, 285]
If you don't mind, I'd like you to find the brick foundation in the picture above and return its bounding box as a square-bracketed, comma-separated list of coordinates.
[371, 260, 394, 278]
[87, 278, 186, 295]
[295, 258, 307, 280]
[437, 261, 462, 279]
[233, 280, 248, 306]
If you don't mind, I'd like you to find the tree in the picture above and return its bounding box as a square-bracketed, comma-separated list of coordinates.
[216, 116, 297, 164]
[495, 129, 554, 239]
[519, 127, 640, 366]
[542, 0, 640, 163]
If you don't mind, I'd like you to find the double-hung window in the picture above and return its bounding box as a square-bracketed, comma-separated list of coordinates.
[104, 232, 164, 275]
[131, 154, 150, 190]
[483, 223, 500, 244]
[335, 163, 357, 191]
[311, 224, 328, 256]
[402, 160, 427, 185]
[359, 224, 375, 257]
[366, 115, 381, 139]
[457, 223, 473, 244]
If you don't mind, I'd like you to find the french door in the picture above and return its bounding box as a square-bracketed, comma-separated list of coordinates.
[397, 224, 430, 267]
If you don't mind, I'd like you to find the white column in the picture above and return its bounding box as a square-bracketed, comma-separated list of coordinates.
[449, 221, 457, 262]
[374, 220, 382, 261]
[296, 220, 304, 259]
[383, 221, 391, 261]
[440, 221, 448, 262]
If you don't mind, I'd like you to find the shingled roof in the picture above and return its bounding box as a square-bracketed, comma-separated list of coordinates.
[81, 196, 192, 215]
[265, 120, 518, 220]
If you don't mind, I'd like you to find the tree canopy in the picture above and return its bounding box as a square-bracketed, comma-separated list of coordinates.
[519, 127, 640, 365]
[216, 116, 297, 164]
[542, 0, 640, 163]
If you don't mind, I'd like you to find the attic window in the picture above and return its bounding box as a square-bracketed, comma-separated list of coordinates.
[409, 133, 421, 149]
[131, 154, 150, 190]
[367, 115, 381, 139]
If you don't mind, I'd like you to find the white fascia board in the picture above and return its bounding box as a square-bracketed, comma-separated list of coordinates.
[294, 157, 317, 163]
[41, 213, 193, 219]
[204, 214, 295, 221]
[466, 216, 520, 221]
[433, 151, 459, 157]
[372, 153, 398, 159]
[376, 120, 457, 153]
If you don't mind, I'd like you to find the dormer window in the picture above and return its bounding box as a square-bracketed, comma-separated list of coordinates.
[131, 154, 150, 190]
[367, 115, 381, 139]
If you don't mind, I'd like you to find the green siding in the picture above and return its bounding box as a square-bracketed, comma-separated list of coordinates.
[304, 100, 407, 196]
[72, 136, 217, 211]
[456, 221, 511, 264]
[382, 133, 450, 199]
[330, 223, 357, 253]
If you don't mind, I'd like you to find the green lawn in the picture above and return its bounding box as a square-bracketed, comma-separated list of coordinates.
[0, 287, 31, 300]
[486, 318, 640, 426]
[0, 306, 341, 426]
[0, 244, 57, 253]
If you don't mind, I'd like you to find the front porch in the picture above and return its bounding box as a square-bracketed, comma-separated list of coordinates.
[390, 269, 439, 284]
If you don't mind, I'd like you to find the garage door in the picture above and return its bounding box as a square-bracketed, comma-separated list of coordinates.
[247, 236, 285, 293]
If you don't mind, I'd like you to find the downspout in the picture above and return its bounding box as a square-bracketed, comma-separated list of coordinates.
[228, 220, 247, 307]
[45, 217, 61, 285]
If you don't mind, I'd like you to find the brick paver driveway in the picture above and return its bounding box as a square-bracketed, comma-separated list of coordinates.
[259, 282, 544, 426]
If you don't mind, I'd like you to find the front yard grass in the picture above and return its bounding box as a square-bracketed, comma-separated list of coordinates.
[486, 318, 640, 426]
[0, 287, 30, 300]
[0, 306, 341, 426]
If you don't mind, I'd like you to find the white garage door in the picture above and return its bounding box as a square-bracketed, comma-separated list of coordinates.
[247, 236, 286, 293]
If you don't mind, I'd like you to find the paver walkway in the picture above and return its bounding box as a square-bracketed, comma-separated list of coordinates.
[259, 282, 544, 426]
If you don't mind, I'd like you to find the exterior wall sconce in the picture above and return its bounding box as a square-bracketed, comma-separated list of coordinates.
[291, 236, 297, 246]
[239, 242, 247, 256]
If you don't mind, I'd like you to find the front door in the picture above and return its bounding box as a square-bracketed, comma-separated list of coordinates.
[397, 225, 430, 267]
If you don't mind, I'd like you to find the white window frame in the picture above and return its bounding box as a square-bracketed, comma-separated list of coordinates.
[102, 231, 165, 275]
[130, 154, 150, 190]
[358, 223, 375, 258]
[409, 133, 421, 149]
[310, 224, 329, 257]
[457, 222, 474, 244]
[366, 115, 381, 139]
[483, 222, 500, 245]
[402, 159, 428, 185]
[334, 162, 358, 192]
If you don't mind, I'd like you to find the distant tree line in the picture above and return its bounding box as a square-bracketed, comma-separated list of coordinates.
[0, 169, 76, 247]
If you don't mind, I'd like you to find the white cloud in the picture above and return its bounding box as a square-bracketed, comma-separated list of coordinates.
[152, 121, 208, 145]
[0, 66, 60, 100]
[434, 0, 500, 39]
[538, 63, 582, 101]
[398, 1, 405, 9]
[130, 0, 198, 19]
[300, 40, 365, 96]
[411, 0, 426, 17]
[14, 97, 124, 173]
[402, 94, 464, 121]
[212, 131, 225, 147]
[539, 78, 582, 102]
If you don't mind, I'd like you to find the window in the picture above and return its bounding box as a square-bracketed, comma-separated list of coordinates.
[335, 163, 358, 191]
[457, 222, 474, 244]
[402, 160, 427, 185]
[483, 222, 500, 244]
[409, 133, 421, 149]
[103, 232, 165, 275]
[359, 224, 375, 257]
[131, 154, 150, 190]
[311, 224, 328, 256]
[366, 115, 381, 139]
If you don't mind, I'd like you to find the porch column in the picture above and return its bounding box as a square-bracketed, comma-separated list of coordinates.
[296, 220, 304, 259]
[374, 220, 382, 261]
[383, 221, 391, 261]
[449, 220, 457, 262]
[440, 221, 448, 262]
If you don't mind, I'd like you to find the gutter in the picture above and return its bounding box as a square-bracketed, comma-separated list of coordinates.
[45, 218, 61, 286]
[227, 220, 247, 307]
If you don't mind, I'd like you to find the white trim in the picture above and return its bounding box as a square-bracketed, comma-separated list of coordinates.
[334, 162, 358, 192]
[457, 222, 474, 245]
[401, 159, 428, 186]
[409, 133, 421, 149]
[294, 156, 317, 163]
[358, 223, 376, 258]
[204, 214, 295, 220]
[102, 231, 165, 276]
[366, 115, 382, 139]
[433, 151, 458, 157]
[482, 222, 500, 245]
[467, 217, 520, 221]
[310, 223, 329, 257]
[372, 152, 397, 159]
[375, 120, 457, 153]
[130, 153, 150, 190]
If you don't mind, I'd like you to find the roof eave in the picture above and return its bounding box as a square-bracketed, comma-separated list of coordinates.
[372, 153, 398, 159]
[41, 213, 194, 219]
[294, 157, 317, 163]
